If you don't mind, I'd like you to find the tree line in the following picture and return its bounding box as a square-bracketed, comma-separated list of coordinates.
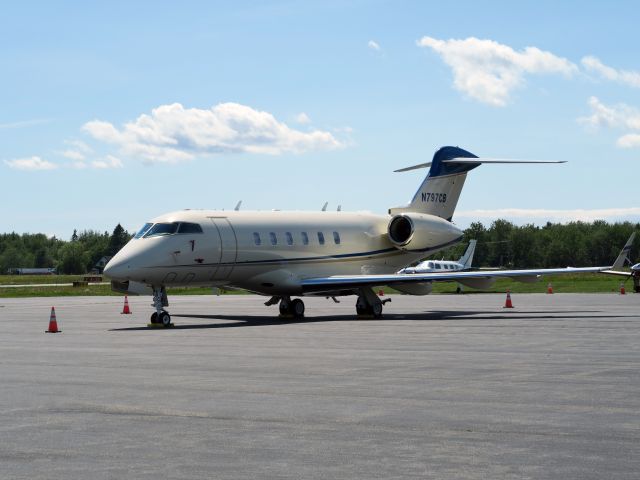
[425, 220, 639, 268]
[0, 220, 638, 275]
[0, 224, 131, 274]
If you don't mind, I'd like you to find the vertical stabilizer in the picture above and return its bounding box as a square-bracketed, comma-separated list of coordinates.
[612, 232, 636, 270]
[458, 239, 477, 269]
[389, 146, 480, 220]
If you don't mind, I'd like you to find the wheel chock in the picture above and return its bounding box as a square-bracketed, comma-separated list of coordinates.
[146, 323, 174, 328]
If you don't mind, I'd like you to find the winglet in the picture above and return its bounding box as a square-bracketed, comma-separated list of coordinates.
[612, 232, 636, 270]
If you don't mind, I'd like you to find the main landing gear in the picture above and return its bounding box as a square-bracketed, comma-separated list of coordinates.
[265, 296, 305, 318]
[149, 286, 172, 327]
[355, 288, 391, 318]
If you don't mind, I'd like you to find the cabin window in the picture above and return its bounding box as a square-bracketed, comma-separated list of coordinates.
[317, 232, 325, 245]
[269, 232, 277, 245]
[134, 223, 153, 239]
[253, 232, 261, 246]
[333, 231, 340, 245]
[301, 232, 309, 245]
[285, 232, 294, 246]
[177, 222, 203, 234]
[427, 262, 434, 269]
[435, 264, 442, 269]
[144, 222, 179, 237]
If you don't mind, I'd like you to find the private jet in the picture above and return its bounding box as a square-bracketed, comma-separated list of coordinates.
[104, 146, 611, 326]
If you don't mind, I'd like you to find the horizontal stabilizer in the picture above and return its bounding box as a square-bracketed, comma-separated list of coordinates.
[395, 158, 565, 172]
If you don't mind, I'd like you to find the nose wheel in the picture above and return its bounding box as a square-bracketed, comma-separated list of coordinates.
[149, 286, 173, 328]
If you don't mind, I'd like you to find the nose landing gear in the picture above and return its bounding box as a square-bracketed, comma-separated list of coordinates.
[149, 286, 172, 328]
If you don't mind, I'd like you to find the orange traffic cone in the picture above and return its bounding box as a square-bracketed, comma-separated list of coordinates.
[547, 282, 553, 294]
[121, 296, 132, 314]
[46, 307, 60, 333]
[620, 283, 626, 295]
[503, 290, 514, 308]
[378, 289, 384, 296]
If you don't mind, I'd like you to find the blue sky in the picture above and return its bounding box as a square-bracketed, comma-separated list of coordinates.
[2, 0, 639, 238]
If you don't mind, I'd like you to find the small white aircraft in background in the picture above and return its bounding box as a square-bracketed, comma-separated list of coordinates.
[399, 239, 480, 292]
[104, 146, 612, 326]
[399, 239, 477, 274]
[600, 233, 639, 292]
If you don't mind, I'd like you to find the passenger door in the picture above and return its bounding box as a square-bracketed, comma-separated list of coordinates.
[208, 217, 238, 280]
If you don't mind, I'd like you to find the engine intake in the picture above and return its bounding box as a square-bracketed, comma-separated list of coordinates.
[387, 213, 463, 251]
[388, 215, 414, 246]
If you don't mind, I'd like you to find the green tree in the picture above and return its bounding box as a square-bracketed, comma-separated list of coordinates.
[107, 224, 130, 256]
[58, 242, 89, 274]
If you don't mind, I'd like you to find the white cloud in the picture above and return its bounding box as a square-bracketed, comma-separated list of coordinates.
[295, 112, 311, 124]
[456, 207, 640, 224]
[0, 118, 52, 129]
[368, 40, 381, 51]
[4, 156, 58, 171]
[82, 102, 343, 163]
[581, 56, 640, 88]
[91, 155, 123, 169]
[65, 139, 93, 153]
[61, 149, 86, 161]
[417, 36, 577, 106]
[578, 96, 640, 148]
[617, 134, 640, 148]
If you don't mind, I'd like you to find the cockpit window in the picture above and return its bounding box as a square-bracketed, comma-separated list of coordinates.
[134, 223, 154, 239]
[144, 222, 179, 237]
[177, 222, 203, 234]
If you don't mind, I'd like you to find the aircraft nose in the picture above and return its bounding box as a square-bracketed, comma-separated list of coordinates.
[103, 257, 129, 279]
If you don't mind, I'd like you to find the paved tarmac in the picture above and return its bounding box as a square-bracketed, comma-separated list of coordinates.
[0, 293, 639, 479]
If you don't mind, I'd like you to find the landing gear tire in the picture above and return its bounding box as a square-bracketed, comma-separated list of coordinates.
[355, 294, 383, 318]
[279, 300, 290, 316]
[150, 312, 159, 324]
[159, 311, 171, 327]
[291, 299, 305, 318]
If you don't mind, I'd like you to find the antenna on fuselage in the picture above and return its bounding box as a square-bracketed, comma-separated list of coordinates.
[321, 202, 328, 211]
[234, 200, 242, 211]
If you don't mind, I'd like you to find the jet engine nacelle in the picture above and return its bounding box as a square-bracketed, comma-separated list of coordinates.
[393, 282, 433, 296]
[387, 212, 462, 252]
[111, 280, 153, 296]
[457, 277, 496, 290]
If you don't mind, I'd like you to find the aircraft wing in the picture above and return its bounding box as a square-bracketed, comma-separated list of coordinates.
[301, 266, 610, 292]
[599, 269, 632, 277]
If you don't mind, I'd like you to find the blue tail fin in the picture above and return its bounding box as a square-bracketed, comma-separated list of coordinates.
[390, 146, 480, 220]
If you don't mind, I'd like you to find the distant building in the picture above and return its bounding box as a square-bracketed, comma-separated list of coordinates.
[92, 256, 112, 274]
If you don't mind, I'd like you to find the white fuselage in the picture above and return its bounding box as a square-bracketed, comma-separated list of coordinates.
[104, 209, 463, 296]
